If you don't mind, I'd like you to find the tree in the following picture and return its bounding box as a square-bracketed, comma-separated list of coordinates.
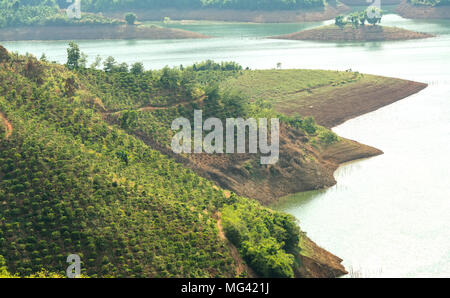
[335, 15, 347, 29]
[66, 42, 80, 70]
[117, 62, 129, 73]
[79, 52, 88, 69]
[365, 8, 382, 26]
[90, 55, 102, 69]
[103, 56, 117, 72]
[130, 62, 144, 75]
[348, 13, 359, 29]
[39, 53, 48, 62]
[359, 11, 367, 26]
[125, 13, 137, 25]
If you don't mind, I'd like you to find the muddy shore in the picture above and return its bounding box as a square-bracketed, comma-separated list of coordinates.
[0, 25, 208, 41]
[397, 1, 450, 19]
[102, 5, 350, 23]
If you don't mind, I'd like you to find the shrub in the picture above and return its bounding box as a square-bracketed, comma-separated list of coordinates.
[318, 130, 339, 145]
[125, 13, 137, 25]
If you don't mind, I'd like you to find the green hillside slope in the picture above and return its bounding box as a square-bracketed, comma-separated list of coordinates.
[0, 45, 342, 278]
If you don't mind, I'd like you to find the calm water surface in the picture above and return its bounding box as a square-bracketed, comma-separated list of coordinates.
[2, 14, 449, 277]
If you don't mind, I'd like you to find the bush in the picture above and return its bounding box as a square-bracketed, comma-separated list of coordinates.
[125, 13, 137, 25]
[318, 130, 339, 145]
[301, 117, 317, 135]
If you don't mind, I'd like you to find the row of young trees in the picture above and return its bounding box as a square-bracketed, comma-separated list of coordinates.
[335, 8, 383, 28]
[0, 47, 241, 277]
[0, 44, 311, 278]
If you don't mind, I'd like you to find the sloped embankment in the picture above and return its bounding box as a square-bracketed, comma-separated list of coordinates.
[0, 25, 208, 41]
[0, 111, 12, 139]
[397, 1, 450, 19]
[103, 4, 350, 23]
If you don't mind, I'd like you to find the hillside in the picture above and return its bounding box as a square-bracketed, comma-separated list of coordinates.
[397, 0, 450, 19]
[222, 69, 428, 128]
[0, 25, 208, 41]
[0, 45, 350, 278]
[102, 5, 350, 23]
[270, 24, 434, 41]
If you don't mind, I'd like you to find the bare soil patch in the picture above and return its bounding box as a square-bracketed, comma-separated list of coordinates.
[270, 24, 434, 42]
[275, 78, 428, 128]
[0, 111, 12, 139]
[397, 1, 450, 19]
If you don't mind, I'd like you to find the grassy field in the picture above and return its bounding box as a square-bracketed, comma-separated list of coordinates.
[221, 69, 365, 107]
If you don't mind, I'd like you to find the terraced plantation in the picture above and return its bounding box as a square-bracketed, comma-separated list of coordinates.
[0, 46, 351, 278]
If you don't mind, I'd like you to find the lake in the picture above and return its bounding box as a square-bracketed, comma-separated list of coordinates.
[2, 13, 449, 277]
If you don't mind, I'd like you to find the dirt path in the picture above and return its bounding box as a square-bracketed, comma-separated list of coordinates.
[215, 212, 256, 277]
[0, 111, 12, 139]
[104, 95, 205, 116]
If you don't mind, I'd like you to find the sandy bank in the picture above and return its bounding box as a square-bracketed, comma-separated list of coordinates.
[340, 0, 401, 5]
[0, 25, 208, 41]
[270, 24, 434, 41]
[102, 5, 350, 23]
[397, 1, 450, 19]
[275, 78, 428, 128]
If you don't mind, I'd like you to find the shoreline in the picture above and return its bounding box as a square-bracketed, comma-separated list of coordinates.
[274, 78, 427, 278]
[0, 25, 209, 41]
[270, 24, 435, 42]
[102, 5, 350, 23]
[397, 1, 450, 19]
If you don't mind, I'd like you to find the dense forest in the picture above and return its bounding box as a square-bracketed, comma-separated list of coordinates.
[0, 0, 122, 28]
[0, 43, 329, 278]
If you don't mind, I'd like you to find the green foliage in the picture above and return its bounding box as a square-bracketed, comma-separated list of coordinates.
[130, 62, 144, 75]
[80, 0, 324, 12]
[0, 0, 123, 29]
[124, 12, 137, 25]
[335, 9, 383, 28]
[365, 8, 383, 26]
[318, 129, 338, 145]
[66, 42, 80, 70]
[301, 116, 317, 135]
[335, 15, 347, 28]
[0, 47, 307, 278]
[221, 200, 301, 278]
[409, 0, 450, 6]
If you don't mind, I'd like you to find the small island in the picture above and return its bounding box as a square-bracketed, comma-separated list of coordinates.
[270, 8, 434, 42]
